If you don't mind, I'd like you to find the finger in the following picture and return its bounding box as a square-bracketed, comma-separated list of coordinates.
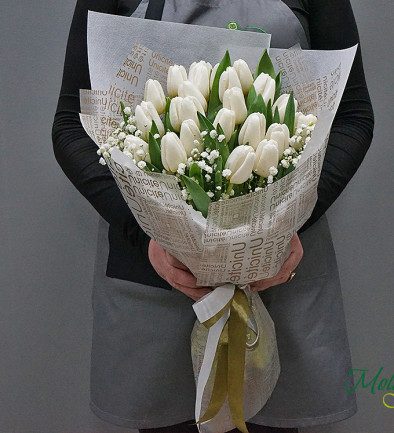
[166, 251, 189, 270]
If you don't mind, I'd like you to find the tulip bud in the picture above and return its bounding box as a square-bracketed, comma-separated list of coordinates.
[225, 145, 256, 184]
[180, 96, 205, 128]
[124, 135, 151, 163]
[213, 108, 236, 141]
[161, 132, 188, 173]
[253, 72, 276, 105]
[218, 66, 242, 102]
[272, 94, 299, 123]
[210, 63, 220, 90]
[223, 87, 247, 125]
[233, 59, 254, 95]
[265, 123, 290, 156]
[167, 64, 187, 98]
[188, 60, 212, 100]
[238, 113, 266, 150]
[178, 80, 207, 111]
[294, 112, 317, 129]
[180, 119, 203, 156]
[254, 140, 279, 178]
[135, 101, 165, 141]
[169, 97, 183, 132]
[144, 79, 166, 114]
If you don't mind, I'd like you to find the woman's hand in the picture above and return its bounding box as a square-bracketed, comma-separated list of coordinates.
[250, 234, 303, 292]
[148, 239, 212, 301]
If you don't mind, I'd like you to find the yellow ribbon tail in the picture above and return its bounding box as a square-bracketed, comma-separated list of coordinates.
[228, 288, 250, 433]
[195, 324, 229, 424]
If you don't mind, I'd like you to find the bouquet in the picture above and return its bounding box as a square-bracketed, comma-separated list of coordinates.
[79, 11, 357, 433]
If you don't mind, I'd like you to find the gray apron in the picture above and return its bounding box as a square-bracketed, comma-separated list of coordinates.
[89, 0, 357, 429]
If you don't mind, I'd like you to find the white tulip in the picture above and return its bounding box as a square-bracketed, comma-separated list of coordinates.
[180, 119, 203, 156]
[223, 87, 247, 125]
[218, 67, 242, 102]
[134, 101, 165, 141]
[188, 61, 212, 100]
[294, 112, 317, 129]
[144, 79, 166, 114]
[233, 59, 254, 95]
[210, 63, 220, 90]
[225, 145, 256, 184]
[253, 72, 276, 105]
[213, 108, 236, 141]
[180, 96, 205, 128]
[167, 64, 187, 98]
[178, 80, 207, 111]
[254, 140, 279, 177]
[169, 97, 183, 132]
[124, 135, 150, 163]
[272, 94, 299, 123]
[238, 113, 266, 150]
[265, 123, 290, 157]
[161, 132, 188, 173]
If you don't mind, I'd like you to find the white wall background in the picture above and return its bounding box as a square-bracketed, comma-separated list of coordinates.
[0, 1, 393, 432]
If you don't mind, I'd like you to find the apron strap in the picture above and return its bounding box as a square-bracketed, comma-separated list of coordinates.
[145, 0, 165, 20]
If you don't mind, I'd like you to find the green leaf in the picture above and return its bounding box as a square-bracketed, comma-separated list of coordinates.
[214, 156, 223, 200]
[255, 49, 275, 80]
[148, 132, 164, 172]
[164, 97, 174, 132]
[216, 124, 230, 164]
[274, 71, 282, 101]
[182, 175, 211, 218]
[189, 163, 204, 188]
[207, 104, 222, 123]
[273, 106, 280, 124]
[227, 128, 240, 153]
[150, 119, 160, 137]
[266, 99, 273, 129]
[197, 111, 215, 132]
[145, 161, 161, 173]
[207, 51, 231, 118]
[283, 91, 295, 136]
[120, 101, 128, 124]
[246, 84, 257, 110]
[248, 93, 267, 117]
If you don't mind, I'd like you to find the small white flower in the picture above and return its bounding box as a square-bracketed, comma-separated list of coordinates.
[137, 161, 147, 169]
[120, 121, 125, 128]
[207, 191, 215, 198]
[218, 134, 226, 142]
[124, 107, 132, 115]
[222, 168, 232, 178]
[216, 186, 222, 191]
[118, 132, 126, 140]
[210, 130, 218, 139]
[136, 149, 145, 157]
[269, 166, 278, 176]
[103, 151, 110, 158]
[201, 151, 209, 159]
[281, 159, 290, 168]
[305, 136, 311, 143]
[230, 189, 235, 196]
[177, 162, 187, 175]
[267, 175, 274, 184]
[97, 149, 102, 155]
[205, 166, 213, 174]
[99, 157, 106, 165]
[201, 130, 208, 137]
[181, 188, 188, 201]
[205, 174, 211, 182]
[284, 148, 292, 156]
[254, 187, 263, 192]
[129, 125, 137, 133]
[135, 130, 143, 137]
[221, 193, 230, 200]
[154, 133, 160, 140]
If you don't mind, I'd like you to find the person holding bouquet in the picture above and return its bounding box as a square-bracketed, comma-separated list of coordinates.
[52, 1, 374, 432]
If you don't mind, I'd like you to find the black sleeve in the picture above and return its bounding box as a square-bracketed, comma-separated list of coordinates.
[52, 0, 150, 254]
[299, 0, 374, 232]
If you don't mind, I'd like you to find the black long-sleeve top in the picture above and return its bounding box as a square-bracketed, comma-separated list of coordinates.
[52, 0, 374, 289]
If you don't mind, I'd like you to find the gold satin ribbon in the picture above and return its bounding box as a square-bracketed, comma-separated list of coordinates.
[195, 287, 250, 433]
